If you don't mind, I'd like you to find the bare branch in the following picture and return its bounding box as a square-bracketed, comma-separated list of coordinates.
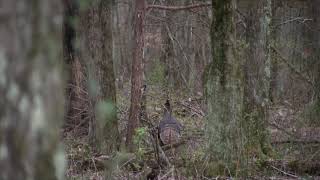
[271, 46, 314, 86]
[147, 3, 211, 11]
[269, 165, 298, 178]
[272, 17, 313, 29]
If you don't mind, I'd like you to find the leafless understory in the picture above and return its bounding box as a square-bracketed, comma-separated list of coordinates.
[0, 0, 319, 179]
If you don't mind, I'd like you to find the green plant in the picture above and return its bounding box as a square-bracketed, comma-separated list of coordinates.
[133, 127, 148, 160]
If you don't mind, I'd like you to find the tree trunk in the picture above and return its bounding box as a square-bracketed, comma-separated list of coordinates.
[159, 0, 174, 91]
[77, 0, 120, 153]
[241, 0, 272, 156]
[0, 0, 65, 179]
[205, 0, 245, 175]
[113, 0, 134, 87]
[192, 11, 209, 96]
[126, 0, 145, 151]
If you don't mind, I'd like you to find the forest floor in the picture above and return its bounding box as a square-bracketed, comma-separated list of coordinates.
[63, 84, 320, 180]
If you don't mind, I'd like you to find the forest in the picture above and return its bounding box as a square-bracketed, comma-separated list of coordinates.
[0, 0, 319, 179]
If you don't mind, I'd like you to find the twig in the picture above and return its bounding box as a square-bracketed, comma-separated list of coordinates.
[158, 167, 174, 180]
[158, 143, 172, 167]
[269, 165, 298, 178]
[165, 24, 193, 92]
[271, 46, 314, 86]
[273, 17, 313, 29]
[119, 156, 136, 169]
[268, 121, 299, 139]
[147, 3, 211, 11]
[67, 83, 88, 95]
[178, 101, 205, 117]
[307, 148, 320, 162]
[91, 157, 98, 172]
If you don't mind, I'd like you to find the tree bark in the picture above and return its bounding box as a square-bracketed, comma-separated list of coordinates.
[241, 0, 272, 156]
[126, 0, 146, 151]
[159, 0, 175, 91]
[0, 0, 65, 179]
[205, 0, 245, 175]
[113, 0, 134, 86]
[77, 0, 120, 153]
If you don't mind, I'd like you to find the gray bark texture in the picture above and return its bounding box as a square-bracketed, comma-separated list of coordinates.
[205, 0, 245, 175]
[238, 0, 272, 156]
[0, 0, 65, 179]
[125, 0, 145, 151]
[126, 0, 146, 151]
[113, 0, 134, 84]
[77, 0, 120, 153]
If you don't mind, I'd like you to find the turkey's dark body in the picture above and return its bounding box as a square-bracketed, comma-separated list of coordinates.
[158, 100, 182, 145]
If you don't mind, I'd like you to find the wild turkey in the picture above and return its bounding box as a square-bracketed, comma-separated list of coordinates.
[158, 100, 182, 145]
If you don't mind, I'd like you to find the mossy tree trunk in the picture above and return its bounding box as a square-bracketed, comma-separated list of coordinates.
[77, 0, 120, 153]
[242, 0, 272, 156]
[205, 0, 274, 175]
[0, 0, 65, 179]
[205, 0, 245, 175]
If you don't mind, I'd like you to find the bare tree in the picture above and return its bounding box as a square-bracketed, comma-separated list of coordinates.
[205, 0, 246, 175]
[0, 0, 65, 179]
[76, 0, 120, 153]
[241, 0, 273, 156]
[113, 0, 135, 86]
[126, 0, 146, 151]
[159, 0, 175, 90]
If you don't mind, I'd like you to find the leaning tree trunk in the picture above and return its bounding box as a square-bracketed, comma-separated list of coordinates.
[77, 0, 120, 153]
[205, 0, 245, 175]
[0, 0, 65, 179]
[126, 0, 145, 151]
